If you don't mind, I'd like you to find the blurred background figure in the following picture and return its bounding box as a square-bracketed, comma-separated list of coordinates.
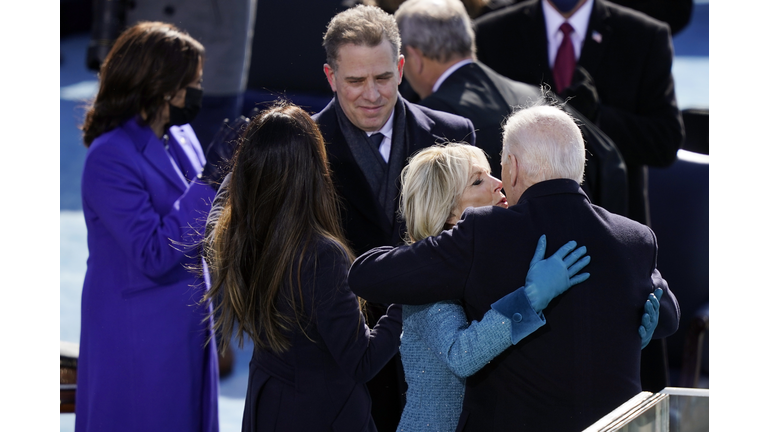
[76, 21, 238, 432]
[245, 0, 343, 111]
[474, 0, 684, 228]
[86, 0, 258, 149]
[368, 0, 694, 31]
[355, 0, 692, 28]
[359, 0, 694, 112]
[394, 0, 628, 215]
[356, 0, 491, 17]
[601, 0, 693, 35]
[475, 0, 694, 34]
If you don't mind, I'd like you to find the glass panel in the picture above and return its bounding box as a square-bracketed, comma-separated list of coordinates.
[584, 392, 669, 432]
[584, 388, 709, 432]
[659, 388, 709, 432]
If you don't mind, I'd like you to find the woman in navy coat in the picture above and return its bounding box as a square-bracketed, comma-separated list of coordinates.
[204, 102, 402, 431]
[76, 22, 235, 432]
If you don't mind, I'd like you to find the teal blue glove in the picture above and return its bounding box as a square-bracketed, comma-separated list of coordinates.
[639, 288, 663, 349]
[524, 235, 591, 313]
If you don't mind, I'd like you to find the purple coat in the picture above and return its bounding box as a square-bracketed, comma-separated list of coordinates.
[75, 117, 218, 432]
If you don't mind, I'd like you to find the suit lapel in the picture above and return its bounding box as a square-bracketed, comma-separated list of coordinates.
[478, 62, 526, 108]
[382, 99, 407, 227]
[579, 0, 612, 76]
[123, 118, 188, 194]
[318, 105, 391, 234]
[403, 99, 440, 154]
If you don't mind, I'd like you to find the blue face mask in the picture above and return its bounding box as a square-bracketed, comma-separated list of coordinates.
[549, 0, 582, 13]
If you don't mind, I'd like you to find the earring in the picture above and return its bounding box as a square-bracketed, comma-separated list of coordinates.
[164, 95, 171, 101]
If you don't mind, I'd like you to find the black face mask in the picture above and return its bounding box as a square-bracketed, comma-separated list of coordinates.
[168, 87, 203, 126]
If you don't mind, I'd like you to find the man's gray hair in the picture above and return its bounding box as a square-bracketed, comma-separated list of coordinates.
[323, 5, 402, 70]
[502, 104, 586, 184]
[394, 0, 475, 62]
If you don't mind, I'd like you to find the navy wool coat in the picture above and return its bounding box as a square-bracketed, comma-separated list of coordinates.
[241, 238, 402, 431]
[349, 179, 680, 432]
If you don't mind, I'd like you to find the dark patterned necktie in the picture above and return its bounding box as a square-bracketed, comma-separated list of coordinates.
[369, 132, 386, 163]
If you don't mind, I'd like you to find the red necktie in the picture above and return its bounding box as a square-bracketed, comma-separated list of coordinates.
[553, 22, 576, 94]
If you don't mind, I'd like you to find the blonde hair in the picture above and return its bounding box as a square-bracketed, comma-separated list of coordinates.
[400, 143, 490, 243]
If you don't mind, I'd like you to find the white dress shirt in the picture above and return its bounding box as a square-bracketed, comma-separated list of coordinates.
[433, 58, 474, 93]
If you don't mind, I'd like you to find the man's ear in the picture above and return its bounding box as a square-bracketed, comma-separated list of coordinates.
[507, 153, 519, 187]
[397, 54, 405, 84]
[404, 46, 422, 74]
[323, 64, 337, 92]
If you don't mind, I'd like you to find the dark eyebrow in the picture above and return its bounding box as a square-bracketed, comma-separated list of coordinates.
[375, 72, 394, 79]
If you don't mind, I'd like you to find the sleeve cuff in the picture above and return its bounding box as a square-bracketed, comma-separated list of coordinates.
[491, 288, 546, 345]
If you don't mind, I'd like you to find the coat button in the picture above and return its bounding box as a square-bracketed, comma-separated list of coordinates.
[512, 313, 522, 323]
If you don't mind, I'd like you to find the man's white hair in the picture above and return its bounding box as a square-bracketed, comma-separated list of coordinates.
[501, 104, 585, 184]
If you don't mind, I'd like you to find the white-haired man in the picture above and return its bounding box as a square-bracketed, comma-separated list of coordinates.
[348, 104, 680, 432]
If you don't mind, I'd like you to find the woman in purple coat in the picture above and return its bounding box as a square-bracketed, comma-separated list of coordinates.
[204, 102, 402, 431]
[76, 22, 236, 431]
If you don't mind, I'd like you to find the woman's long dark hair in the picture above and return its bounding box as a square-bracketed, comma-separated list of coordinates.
[81, 21, 204, 147]
[204, 102, 355, 354]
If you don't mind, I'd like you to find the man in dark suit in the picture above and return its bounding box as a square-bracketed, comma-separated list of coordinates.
[395, 0, 628, 216]
[479, 0, 695, 35]
[312, 5, 477, 431]
[348, 104, 680, 432]
[474, 0, 684, 227]
[474, 0, 684, 390]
